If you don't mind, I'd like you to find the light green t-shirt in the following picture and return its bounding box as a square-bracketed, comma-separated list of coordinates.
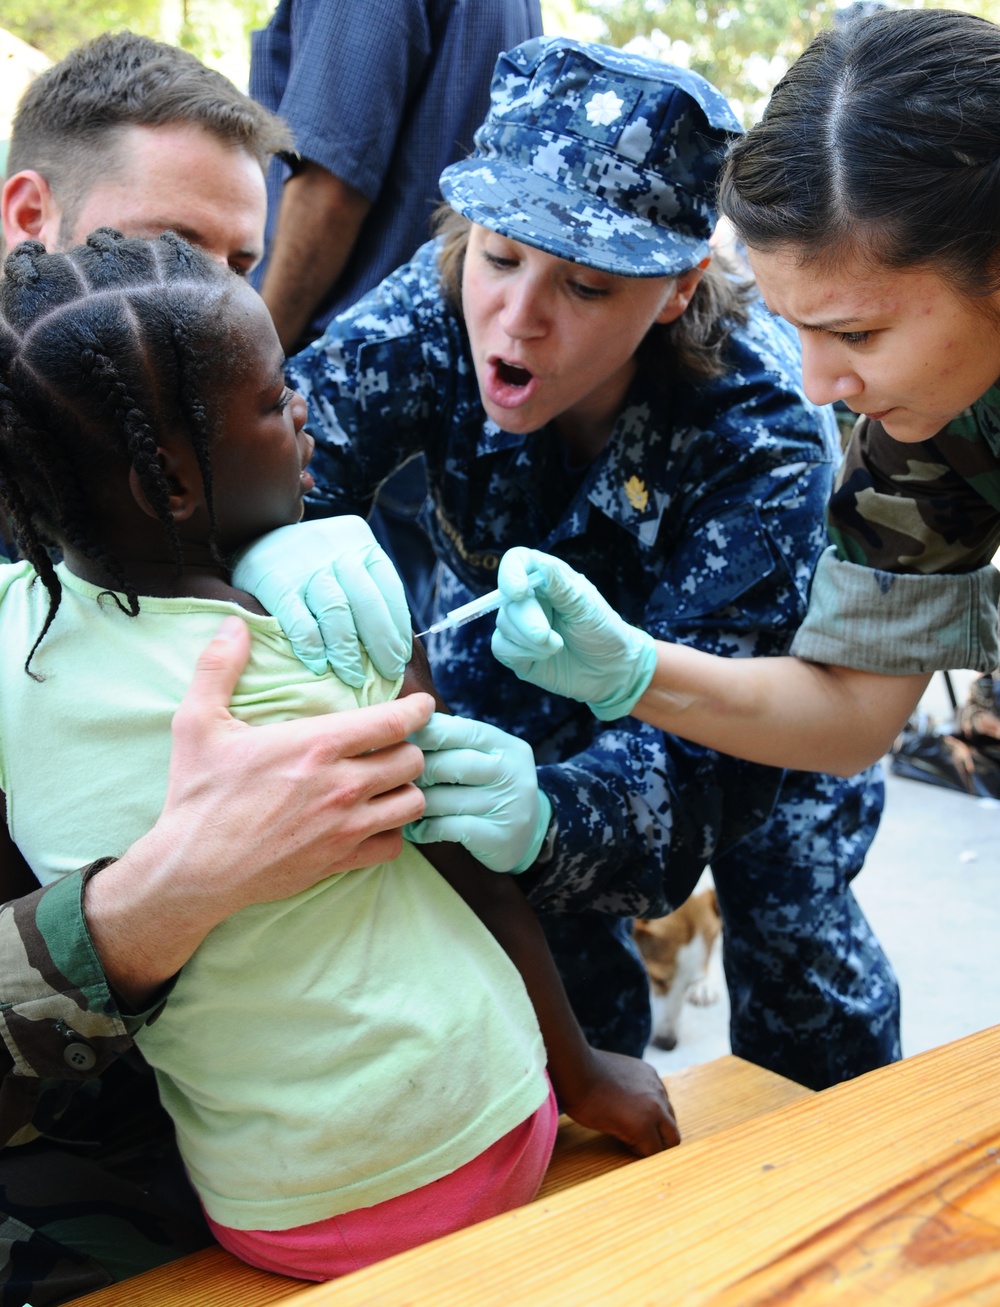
[0, 563, 547, 1229]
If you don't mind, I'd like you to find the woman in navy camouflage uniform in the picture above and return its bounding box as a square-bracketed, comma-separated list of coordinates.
[492, 10, 1000, 780]
[255, 36, 899, 1089]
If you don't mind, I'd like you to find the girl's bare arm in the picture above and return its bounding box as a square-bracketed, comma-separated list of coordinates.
[425, 839, 678, 1156]
[402, 643, 679, 1156]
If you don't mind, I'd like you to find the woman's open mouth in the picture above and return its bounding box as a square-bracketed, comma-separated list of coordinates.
[483, 356, 539, 409]
[497, 359, 532, 386]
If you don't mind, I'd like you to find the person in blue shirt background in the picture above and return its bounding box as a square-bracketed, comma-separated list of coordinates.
[248, 0, 543, 632]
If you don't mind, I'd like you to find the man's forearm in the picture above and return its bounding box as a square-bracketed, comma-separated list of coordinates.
[259, 161, 372, 352]
[83, 829, 235, 1009]
[0, 621, 432, 1144]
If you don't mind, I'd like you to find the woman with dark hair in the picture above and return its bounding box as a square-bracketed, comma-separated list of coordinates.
[490, 8, 1000, 778]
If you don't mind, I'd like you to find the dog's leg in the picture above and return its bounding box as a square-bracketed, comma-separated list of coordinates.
[648, 937, 704, 1051]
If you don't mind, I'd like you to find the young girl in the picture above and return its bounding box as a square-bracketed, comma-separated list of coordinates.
[486, 8, 1000, 780]
[0, 229, 674, 1282]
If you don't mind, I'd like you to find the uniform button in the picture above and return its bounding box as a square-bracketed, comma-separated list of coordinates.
[63, 1042, 97, 1071]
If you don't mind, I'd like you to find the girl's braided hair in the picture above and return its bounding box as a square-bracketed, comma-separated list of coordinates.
[0, 227, 239, 672]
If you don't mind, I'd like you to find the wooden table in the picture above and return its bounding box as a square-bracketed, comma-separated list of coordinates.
[68, 1054, 811, 1307]
[278, 1024, 1000, 1306]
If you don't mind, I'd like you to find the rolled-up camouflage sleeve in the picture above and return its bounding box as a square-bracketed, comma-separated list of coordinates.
[792, 547, 1000, 673]
[793, 414, 1000, 673]
[1, 862, 167, 1146]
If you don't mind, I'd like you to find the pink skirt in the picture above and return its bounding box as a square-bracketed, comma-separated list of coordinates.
[206, 1080, 557, 1281]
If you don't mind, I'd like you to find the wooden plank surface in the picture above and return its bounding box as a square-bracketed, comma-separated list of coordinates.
[66, 1054, 808, 1307]
[537, 1053, 811, 1200]
[710, 1126, 1000, 1306]
[275, 1025, 1000, 1307]
[70, 1247, 305, 1307]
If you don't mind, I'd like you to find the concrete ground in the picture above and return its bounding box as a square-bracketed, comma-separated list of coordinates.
[644, 670, 1000, 1080]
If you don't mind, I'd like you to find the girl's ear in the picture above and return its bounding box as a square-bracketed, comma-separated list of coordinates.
[128, 443, 203, 522]
[655, 258, 711, 325]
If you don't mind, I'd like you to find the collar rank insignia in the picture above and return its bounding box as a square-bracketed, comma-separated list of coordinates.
[624, 475, 649, 512]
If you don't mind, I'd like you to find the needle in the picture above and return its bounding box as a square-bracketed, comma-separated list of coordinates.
[415, 573, 543, 638]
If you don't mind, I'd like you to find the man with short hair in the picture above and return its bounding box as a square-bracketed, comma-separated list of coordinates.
[0, 31, 430, 1306]
[2, 30, 291, 272]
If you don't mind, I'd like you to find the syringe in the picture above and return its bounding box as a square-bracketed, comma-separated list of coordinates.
[415, 573, 543, 639]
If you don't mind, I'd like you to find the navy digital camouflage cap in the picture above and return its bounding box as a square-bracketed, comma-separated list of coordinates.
[439, 36, 743, 277]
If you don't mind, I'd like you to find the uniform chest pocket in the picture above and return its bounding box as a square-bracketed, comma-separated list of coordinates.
[654, 505, 782, 622]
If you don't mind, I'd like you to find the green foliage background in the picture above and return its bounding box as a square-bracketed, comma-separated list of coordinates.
[3, 0, 160, 59]
[1, 0, 270, 67]
[6, 0, 1000, 118]
[546, 0, 1000, 122]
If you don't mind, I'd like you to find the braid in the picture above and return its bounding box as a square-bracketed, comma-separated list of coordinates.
[0, 329, 71, 673]
[0, 326, 140, 650]
[0, 457, 62, 678]
[170, 317, 222, 564]
[79, 341, 183, 575]
[153, 232, 227, 563]
[75, 226, 164, 288]
[0, 227, 237, 671]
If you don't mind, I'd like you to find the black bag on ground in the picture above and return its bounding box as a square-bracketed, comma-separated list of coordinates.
[890, 673, 1000, 798]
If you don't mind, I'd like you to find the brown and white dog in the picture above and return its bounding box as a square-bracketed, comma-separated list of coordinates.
[633, 888, 722, 1051]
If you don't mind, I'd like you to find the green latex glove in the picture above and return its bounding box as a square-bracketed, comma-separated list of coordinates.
[491, 547, 657, 721]
[232, 517, 412, 687]
[404, 713, 552, 873]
